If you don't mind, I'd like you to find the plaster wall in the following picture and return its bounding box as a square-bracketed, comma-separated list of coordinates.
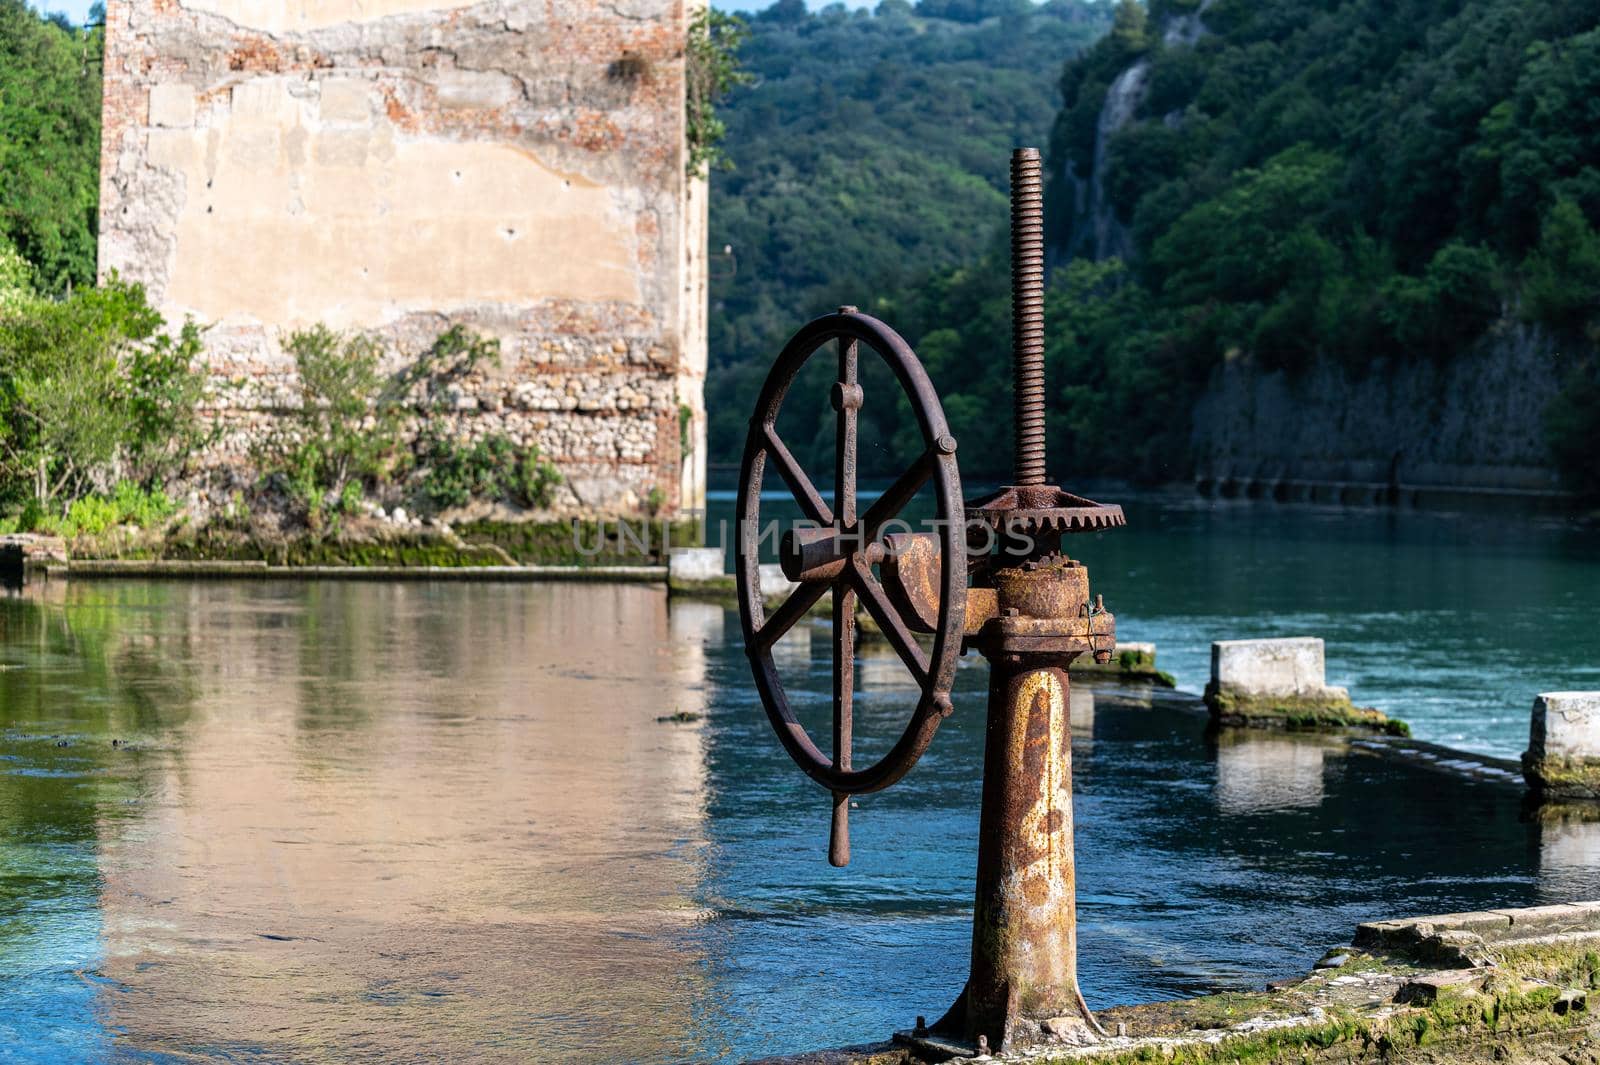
[98, 0, 706, 516]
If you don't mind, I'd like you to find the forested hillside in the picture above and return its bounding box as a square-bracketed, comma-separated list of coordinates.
[1039, 0, 1600, 491]
[706, 0, 1112, 477]
[710, 0, 1600, 496]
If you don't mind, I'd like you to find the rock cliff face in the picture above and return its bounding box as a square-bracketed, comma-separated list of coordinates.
[1191, 320, 1565, 494]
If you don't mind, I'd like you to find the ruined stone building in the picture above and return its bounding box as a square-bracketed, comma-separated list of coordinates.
[97, 0, 708, 517]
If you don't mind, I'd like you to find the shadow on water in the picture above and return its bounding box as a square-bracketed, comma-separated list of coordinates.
[0, 574, 1593, 1061]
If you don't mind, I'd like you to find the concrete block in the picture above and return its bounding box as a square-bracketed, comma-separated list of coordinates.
[1523, 693, 1600, 800]
[148, 84, 195, 128]
[1395, 969, 1490, 1005]
[1212, 637, 1328, 697]
[758, 563, 798, 599]
[1528, 692, 1600, 761]
[319, 78, 372, 123]
[667, 547, 723, 584]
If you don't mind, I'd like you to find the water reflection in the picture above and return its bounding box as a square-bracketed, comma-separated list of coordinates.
[1213, 730, 1337, 814]
[1536, 806, 1600, 901]
[2, 582, 715, 1062]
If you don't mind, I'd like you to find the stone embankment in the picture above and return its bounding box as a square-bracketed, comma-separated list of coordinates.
[762, 902, 1600, 1065]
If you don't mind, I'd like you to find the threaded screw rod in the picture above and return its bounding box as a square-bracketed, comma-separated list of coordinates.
[1010, 147, 1047, 487]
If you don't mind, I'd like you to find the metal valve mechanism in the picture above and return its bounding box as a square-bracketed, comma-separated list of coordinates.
[734, 149, 1125, 1053]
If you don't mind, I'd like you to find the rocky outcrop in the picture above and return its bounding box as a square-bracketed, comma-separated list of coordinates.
[1190, 320, 1566, 495]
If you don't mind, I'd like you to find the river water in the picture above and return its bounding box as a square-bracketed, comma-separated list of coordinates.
[0, 497, 1596, 1061]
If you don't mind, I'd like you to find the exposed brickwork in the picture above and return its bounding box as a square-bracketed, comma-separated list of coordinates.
[98, 0, 707, 518]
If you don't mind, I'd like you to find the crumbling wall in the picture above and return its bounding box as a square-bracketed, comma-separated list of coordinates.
[98, 0, 706, 517]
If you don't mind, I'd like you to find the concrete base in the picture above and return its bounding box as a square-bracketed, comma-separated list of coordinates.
[1205, 637, 1404, 734]
[1524, 693, 1600, 800]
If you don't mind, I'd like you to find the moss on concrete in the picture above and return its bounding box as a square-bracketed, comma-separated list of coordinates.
[1070, 647, 1178, 687]
[668, 573, 737, 597]
[1522, 752, 1600, 800]
[1207, 685, 1409, 736]
[1049, 972, 1592, 1065]
[454, 518, 698, 566]
[66, 518, 699, 570]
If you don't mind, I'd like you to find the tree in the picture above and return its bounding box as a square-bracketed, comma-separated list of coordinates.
[0, 0, 103, 293]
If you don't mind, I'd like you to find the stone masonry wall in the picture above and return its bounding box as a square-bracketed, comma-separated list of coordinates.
[98, 0, 707, 518]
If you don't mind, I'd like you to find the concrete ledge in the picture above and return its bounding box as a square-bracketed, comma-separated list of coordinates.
[1070, 641, 1175, 686]
[59, 560, 667, 582]
[763, 902, 1600, 1064]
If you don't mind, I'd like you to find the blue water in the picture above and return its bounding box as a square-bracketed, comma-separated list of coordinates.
[0, 488, 1594, 1061]
[705, 486, 1600, 758]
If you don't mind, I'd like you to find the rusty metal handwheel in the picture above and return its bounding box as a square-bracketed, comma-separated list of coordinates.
[735, 309, 967, 834]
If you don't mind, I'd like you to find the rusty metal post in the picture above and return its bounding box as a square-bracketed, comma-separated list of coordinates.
[937, 148, 1113, 1052]
[735, 146, 1126, 1059]
[959, 577, 1099, 1050]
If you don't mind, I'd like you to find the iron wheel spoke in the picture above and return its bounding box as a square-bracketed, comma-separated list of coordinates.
[753, 577, 829, 652]
[762, 425, 833, 527]
[849, 560, 930, 685]
[860, 450, 933, 543]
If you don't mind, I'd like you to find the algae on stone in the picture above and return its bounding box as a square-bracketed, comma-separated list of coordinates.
[1206, 684, 1409, 736]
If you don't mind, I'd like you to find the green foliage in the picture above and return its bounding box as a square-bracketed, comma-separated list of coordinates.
[396, 322, 502, 399]
[0, 239, 33, 313]
[20, 480, 175, 538]
[261, 324, 563, 526]
[265, 325, 398, 527]
[707, 0, 1112, 473]
[416, 430, 560, 511]
[0, 276, 207, 509]
[1023, 0, 1600, 479]
[1523, 200, 1600, 339]
[686, 9, 754, 178]
[0, 0, 102, 294]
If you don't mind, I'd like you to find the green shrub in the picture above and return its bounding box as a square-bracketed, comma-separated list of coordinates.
[0, 275, 206, 512]
[261, 324, 563, 526]
[261, 325, 400, 527]
[18, 480, 177, 538]
[64, 494, 119, 536]
[110, 479, 176, 526]
[685, 9, 753, 177]
[417, 430, 561, 512]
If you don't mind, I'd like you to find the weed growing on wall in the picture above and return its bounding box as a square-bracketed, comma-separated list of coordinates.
[685, 9, 752, 177]
[259, 324, 562, 530]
